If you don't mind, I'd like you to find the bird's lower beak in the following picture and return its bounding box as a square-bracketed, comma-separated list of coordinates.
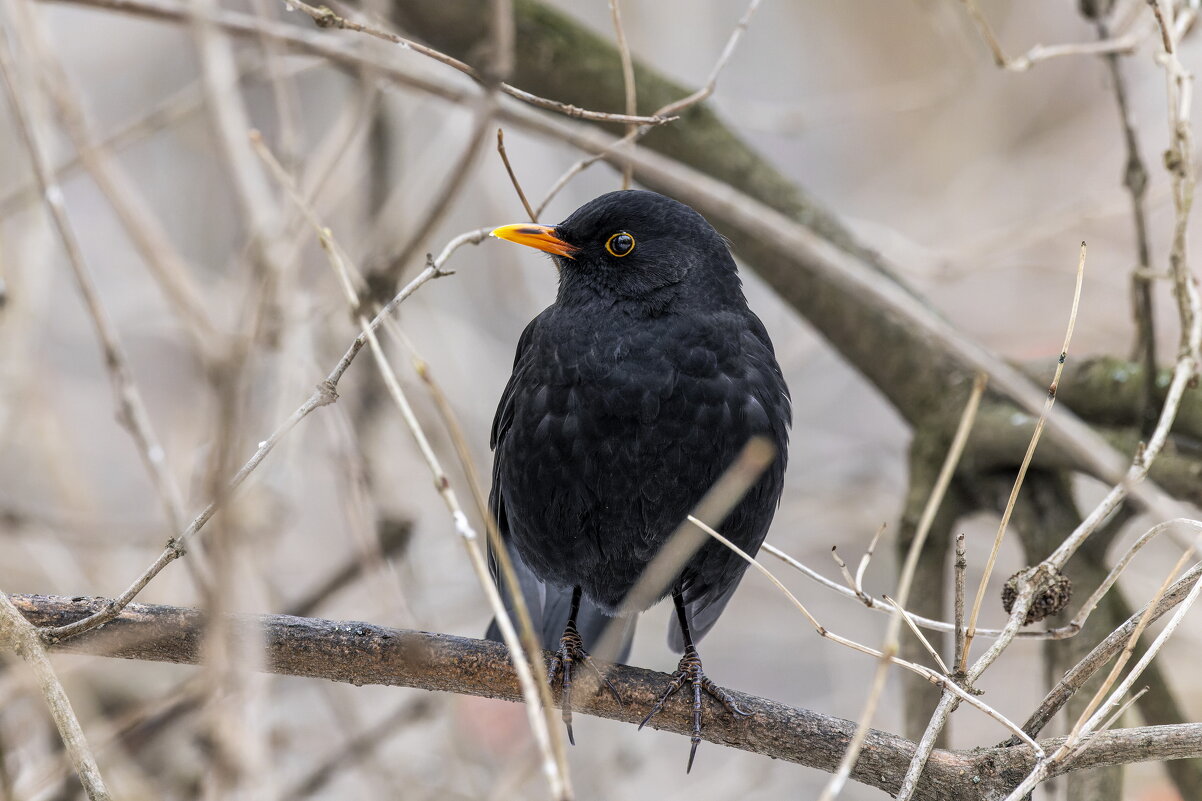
[490, 224, 578, 259]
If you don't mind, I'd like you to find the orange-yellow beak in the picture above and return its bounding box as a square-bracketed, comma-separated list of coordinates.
[490, 223, 578, 259]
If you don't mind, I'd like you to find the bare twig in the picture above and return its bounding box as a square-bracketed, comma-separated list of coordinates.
[0, 17, 187, 549]
[1095, 15, 1158, 432]
[1020, 560, 1202, 739]
[279, 0, 671, 126]
[961, 244, 1086, 668]
[686, 517, 1042, 754]
[818, 372, 985, 801]
[37, 229, 488, 643]
[533, 0, 761, 217]
[248, 131, 571, 798]
[608, 0, 636, 189]
[952, 534, 966, 675]
[958, 0, 1152, 71]
[496, 127, 537, 221]
[882, 594, 949, 676]
[0, 592, 111, 800]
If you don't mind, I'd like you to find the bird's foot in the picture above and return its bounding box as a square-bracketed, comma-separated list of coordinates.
[638, 645, 751, 772]
[548, 622, 622, 745]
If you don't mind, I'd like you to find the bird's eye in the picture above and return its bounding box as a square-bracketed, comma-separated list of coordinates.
[605, 232, 636, 257]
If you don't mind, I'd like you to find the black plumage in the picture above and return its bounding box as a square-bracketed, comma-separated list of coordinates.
[486, 190, 790, 768]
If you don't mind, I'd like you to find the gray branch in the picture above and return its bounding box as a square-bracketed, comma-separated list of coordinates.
[10, 594, 1202, 801]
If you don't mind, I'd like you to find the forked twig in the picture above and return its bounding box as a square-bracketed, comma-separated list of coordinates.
[280, 0, 671, 127]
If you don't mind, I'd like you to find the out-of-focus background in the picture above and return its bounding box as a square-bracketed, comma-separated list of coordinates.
[0, 1, 1198, 799]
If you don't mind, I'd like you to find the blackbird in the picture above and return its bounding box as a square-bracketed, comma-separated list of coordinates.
[486, 189, 790, 770]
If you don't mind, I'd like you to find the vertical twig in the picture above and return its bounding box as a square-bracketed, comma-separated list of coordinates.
[609, 0, 637, 189]
[0, 593, 112, 801]
[953, 533, 967, 677]
[961, 244, 1086, 669]
[496, 127, 537, 221]
[1095, 16, 1158, 434]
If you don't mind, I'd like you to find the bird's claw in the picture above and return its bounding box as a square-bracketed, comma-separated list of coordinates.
[549, 622, 622, 745]
[638, 645, 751, 773]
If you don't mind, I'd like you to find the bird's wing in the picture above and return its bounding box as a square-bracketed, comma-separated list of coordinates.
[667, 313, 792, 652]
[485, 316, 636, 661]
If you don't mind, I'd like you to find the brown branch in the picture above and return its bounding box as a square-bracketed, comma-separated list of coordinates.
[9, 593, 1202, 801]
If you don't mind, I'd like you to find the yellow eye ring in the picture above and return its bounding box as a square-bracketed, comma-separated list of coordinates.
[605, 231, 636, 257]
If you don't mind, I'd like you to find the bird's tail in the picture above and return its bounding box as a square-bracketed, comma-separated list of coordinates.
[485, 543, 636, 663]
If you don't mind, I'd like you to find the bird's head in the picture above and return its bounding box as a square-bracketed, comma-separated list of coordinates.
[491, 190, 741, 311]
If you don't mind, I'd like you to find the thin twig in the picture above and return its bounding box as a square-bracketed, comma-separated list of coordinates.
[0, 16, 187, 549]
[882, 594, 950, 676]
[961, 244, 1086, 668]
[854, 523, 886, 594]
[533, 0, 761, 217]
[248, 132, 571, 799]
[495, 127, 537, 221]
[1096, 15, 1158, 433]
[279, 0, 671, 126]
[953, 534, 967, 676]
[37, 230, 488, 643]
[958, 0, 1152, 71]
[608, 0, 636, 189]
[830, 547, 865, 601]
[818, 372, 985, 801]
[1097, 686, 1148, 734]
[686, 517, 1043, 753]
[0, 592, 111, 800]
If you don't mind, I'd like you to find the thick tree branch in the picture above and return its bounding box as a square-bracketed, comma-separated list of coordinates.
[37, 0, 1202, 516]
[9, 593, 1202, 801]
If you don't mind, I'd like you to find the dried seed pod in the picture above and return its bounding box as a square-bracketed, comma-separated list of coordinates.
[1002, 568, 1072, 625]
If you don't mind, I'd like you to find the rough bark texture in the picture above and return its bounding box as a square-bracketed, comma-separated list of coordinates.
[11, 593, 1202, 801]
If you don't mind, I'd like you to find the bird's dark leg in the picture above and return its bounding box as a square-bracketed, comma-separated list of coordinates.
[639, 589, 750, 772]
[547, 586, 622, 745]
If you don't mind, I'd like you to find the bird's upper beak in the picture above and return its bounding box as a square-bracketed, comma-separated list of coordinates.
[490, 223, 578, 260]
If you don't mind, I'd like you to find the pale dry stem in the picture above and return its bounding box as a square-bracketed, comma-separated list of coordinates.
[249, 135, 572, 797]
[961, 244, 1085, 667]
[0, 17, 188, 564]
[0, 593, 111, 800]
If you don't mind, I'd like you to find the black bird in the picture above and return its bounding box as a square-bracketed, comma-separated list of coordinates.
[486, 190, 790, 770]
